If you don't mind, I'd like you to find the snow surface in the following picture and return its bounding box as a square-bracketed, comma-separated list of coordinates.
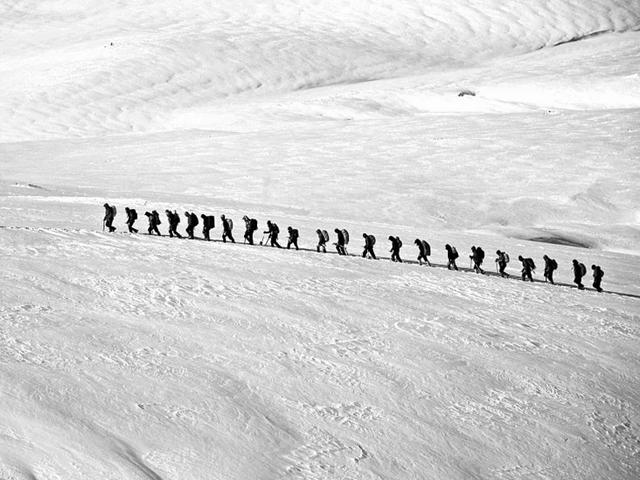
[1, 1, 640, 479]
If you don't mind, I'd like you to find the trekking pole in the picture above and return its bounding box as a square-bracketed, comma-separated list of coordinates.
[102, 219, 105, 232]
[259, 233, 265, 245]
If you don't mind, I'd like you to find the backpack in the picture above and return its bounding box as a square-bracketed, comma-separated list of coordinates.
[451, 246, 459, 259]
[153, 211, 161, 225]
[191, 213, 199, 227]
[204, 215, 214, 228]
[130, 209, 137, 221]
[272, 223, 279, 234]
[421, 240, 431, 256]
[111, 205, 117, 217]
[476, 247, 484, 261]
[550, 259, 557, 270]
[396, 236, 402, 248]
[228, 218, 233, 231]
[342, 229, 349, 245]
[579, 263, 586, 276]
[527, 258, 536, 271]
[370, 235, 376, 246]
[250, 218, 258, 230]
[174, 211, 180, 224]
[322, 230, 329, 242]
[291, 228, 299, 239]
[504, 252, 510, 263]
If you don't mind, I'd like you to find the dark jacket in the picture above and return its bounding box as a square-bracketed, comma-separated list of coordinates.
[593, 266, 604, 281]
[364, 235, 375, 248]
[103, 204, 115, 221]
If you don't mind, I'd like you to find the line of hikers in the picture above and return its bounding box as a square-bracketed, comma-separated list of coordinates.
[103, 203, 605, 293]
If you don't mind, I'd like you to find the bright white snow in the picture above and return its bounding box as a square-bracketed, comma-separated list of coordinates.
[1, 1, 639, 479]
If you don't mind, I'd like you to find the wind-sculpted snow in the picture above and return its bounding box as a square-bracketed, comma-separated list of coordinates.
[0, 224, 639, 479]
[0, 0, 639, 139]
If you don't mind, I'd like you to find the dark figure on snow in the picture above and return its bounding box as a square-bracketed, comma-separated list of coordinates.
[145, 211, 161, 236]
[414, 239, 431, 266]
[362, 233, 377, 259]
[166, 210, 182, 238]
[183, 211, 198, 239]
[470, 246, 485, 274]
[543, 255, 558, 284]
[334, 228, 347, 255]
[591, 264, 604, 292]
[287, 227, 299, 250]
[125, 207, 138, 233]
[264, 221, 282, 248]
[388, 236, 403, 262]
[316, 229, 327, 253]
[573, 259, 586, 290]
[518, 255, 535, 282]
[495, 250, 509, 277]
[219, 215, 234, 243]
[242, 216, 258, 245]
[445, 244, 459, 270]
[103, 203, 116, 232]
[201, 214, 215, 241]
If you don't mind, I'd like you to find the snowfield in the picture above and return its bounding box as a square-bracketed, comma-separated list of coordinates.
[1, 1, 639, 479]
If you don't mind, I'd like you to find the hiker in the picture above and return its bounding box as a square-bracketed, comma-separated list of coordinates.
[362, 233, 377, 259]
[264, 221, 282, 248]
[543, 255, 558, 284]
[495, 250, 509, 277]
[573, 259, 586, 290]
[103, 203, 116, 233]
[166, 210, 182, 238]
[125, 207, 138, 233]
[316, 229, 328, 253]
[334, 228, 347, 255]
[145, 211, 161, 236]
[220, 215, 235, 243]
[470, 246, 485, 274]
[182, 211, 198, 239]
[242, 216, 258, 245]
[341, 229, 350, 254]
[591, 265, 604, 292]
[414, 239, 431, 266]
[287, 226, 300, 250]
[518, 255, 535, 282]
[152, 210, 162, 235]
[200, 214, 215, 241]
[445, 244, 459, 270]
[389, 236, 403, 262]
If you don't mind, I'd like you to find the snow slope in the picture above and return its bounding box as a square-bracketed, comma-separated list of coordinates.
[1, 1, 640, 479]
[1, 224, 639, 479]
[1, 0, 639, 140]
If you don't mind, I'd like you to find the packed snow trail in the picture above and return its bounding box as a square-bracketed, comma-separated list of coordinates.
[1, 223, 636, 300]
